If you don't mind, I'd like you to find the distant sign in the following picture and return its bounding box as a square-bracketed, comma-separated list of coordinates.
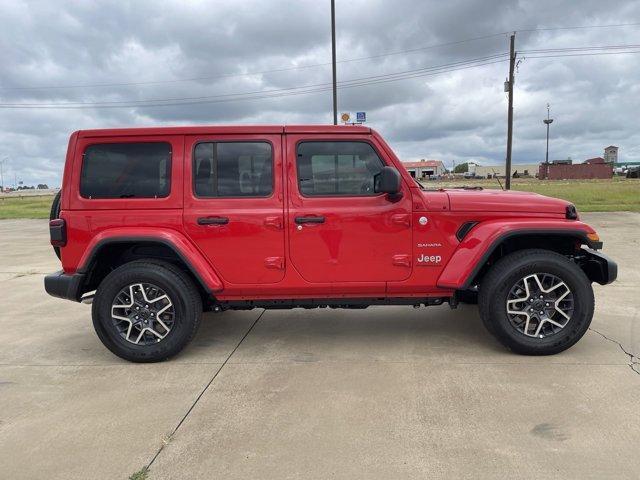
[340, 112, 366, 124]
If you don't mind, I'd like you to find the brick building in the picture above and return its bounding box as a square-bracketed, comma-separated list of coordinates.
[584, 157, 605, 164]
[538, 162, 612, 180]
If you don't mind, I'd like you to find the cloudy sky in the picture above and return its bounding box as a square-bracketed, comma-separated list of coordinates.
[1, 0, 639, 186]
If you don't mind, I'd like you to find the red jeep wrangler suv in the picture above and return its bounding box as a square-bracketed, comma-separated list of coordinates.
[45, 125, 616, 362]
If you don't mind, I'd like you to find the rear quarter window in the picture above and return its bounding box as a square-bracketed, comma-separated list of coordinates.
[80, 142, 171, 199]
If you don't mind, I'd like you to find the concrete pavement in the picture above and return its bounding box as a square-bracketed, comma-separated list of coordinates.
[0, 214, 638, 479]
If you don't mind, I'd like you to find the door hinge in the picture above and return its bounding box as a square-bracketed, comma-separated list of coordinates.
[392, 254, 411, 267]
[264, 256, 285, 270]
[391, 213, 411, 228]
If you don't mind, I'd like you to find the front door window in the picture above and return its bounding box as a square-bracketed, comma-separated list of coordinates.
[296, 141, 384, 196]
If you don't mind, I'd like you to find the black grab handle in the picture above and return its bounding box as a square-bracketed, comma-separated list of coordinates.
[295, 216, 325, 224]
[197, 216, 229, 225]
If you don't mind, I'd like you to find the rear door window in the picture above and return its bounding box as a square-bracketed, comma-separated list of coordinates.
[193, 142, 273, 197]
[80, 142, 171, 198]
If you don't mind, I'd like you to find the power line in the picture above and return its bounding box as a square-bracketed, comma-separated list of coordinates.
[518, 43, 640, 58]
[1, 38, 639, 110]
[0, 59, 508, 109]
[519, 44, 640, 53]
[516, 22, 640, 33]
[0, 58, 509, 109]
[5, 22, 638, 92]
[0, 54, 508, 108]
[2, 45, 639, 110]
[523, 50, 640, 59]
[0, 33, 509, 92]
[5, 41, 637, 109]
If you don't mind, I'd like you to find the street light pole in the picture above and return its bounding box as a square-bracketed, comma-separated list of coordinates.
[543, 103, 553, 164]
[0, 157, 6, 193]
[330, 0, 338, 125]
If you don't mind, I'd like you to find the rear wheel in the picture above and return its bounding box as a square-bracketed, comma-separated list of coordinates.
[478, 249, 594, 355]
[92, 260, 202, 362]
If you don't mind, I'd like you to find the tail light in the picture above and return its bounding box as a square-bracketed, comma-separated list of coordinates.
[49, 218, 67, 247]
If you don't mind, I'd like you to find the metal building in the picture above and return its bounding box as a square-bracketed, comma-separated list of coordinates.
[402, 160, 445, 178]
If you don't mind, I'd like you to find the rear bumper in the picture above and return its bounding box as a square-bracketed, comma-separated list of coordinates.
[581, 249, 617, 285]
[44, 270, 85, 302]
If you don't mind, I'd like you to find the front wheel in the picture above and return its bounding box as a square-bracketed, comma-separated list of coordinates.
[92, 260, 202, 362]
[478, 249, 594, 355]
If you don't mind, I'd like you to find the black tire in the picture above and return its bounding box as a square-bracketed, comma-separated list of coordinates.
[92, 260, 202, 362]
[478, 249, 594, 355]
[49, 191, 61, 260]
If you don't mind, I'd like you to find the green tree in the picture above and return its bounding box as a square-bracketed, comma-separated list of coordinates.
[453, 162, 469, 174]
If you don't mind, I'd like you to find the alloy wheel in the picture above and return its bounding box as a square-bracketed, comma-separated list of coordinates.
[110, 283, 175, 345]
[506, 273, 574, 338]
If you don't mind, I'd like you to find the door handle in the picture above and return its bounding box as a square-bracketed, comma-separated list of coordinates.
[295, 216, 325, 224]
[197, 216, 229, 225]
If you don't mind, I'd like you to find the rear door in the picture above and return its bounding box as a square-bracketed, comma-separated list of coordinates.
[183, 134, 285, 284]
[285, 134, 413, 283]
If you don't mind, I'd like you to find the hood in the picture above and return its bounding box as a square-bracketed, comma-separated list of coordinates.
[444, 188, 570, 214]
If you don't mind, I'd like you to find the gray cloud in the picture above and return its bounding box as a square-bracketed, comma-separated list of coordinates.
[1, 0, 639, 186]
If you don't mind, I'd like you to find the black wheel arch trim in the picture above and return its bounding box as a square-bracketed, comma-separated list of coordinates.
[460, 228, 605, 289]
[76, 237, 215, 297]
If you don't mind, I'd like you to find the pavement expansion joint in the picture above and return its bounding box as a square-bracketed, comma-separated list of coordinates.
[0, 270, 47, 275]
[144, 309, 265, 472]
[589, 327, 640, 377]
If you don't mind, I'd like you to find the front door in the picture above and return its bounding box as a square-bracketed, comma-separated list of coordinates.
[183, 134, 285, 284]
[286, 134, 413, 283]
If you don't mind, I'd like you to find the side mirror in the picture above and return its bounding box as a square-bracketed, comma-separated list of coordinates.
[375, 166, 402, 197]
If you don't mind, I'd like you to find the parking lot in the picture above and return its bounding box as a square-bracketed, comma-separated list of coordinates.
[0, 213, 638, 479]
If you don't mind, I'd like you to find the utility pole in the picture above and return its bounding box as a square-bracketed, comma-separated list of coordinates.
[330, 0, 338, 125]
[504, 32, 516, 190]
[543, 103, 553, 163]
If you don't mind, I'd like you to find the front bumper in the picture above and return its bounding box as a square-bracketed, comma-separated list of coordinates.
[580, 248, 617, 285]
[44, 270, 85, 302]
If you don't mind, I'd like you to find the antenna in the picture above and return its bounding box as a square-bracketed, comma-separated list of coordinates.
[491, 168, 505, 190]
